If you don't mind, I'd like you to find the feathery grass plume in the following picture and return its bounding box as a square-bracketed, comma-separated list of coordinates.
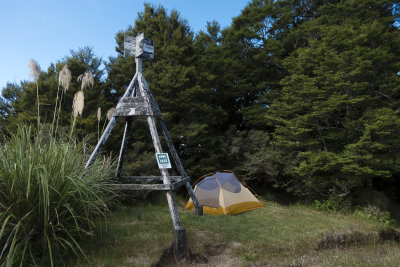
[28, 59, 41, 81]
[70, 91, 84, 137]
[107, 107, 115, 120]
[59, 65, 72, 93]
[97, 107, 101, 121]
[101, 107, 114, 135]
[52, 65, 72, 135]
[77, 71, 94, 90]
[73, 91, 85, 117]
[28, 59, 41, 130]
[97, 107, 101, 140]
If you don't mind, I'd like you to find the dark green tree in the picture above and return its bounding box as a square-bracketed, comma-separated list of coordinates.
[222, 0, 339, 130]
[57, 47, 108, 139]
[267, 0, 400, 200]
[214, 0, 324, 186]
[1, 47, 108, 140]
[0, 83, 22, 130]
[107, 4, 228, 177]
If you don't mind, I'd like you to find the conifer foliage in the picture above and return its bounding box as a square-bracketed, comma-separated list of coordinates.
[1, 1, 400, 207]
[266, 0, 400, 200]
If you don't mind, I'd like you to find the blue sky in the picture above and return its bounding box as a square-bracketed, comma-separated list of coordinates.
[0, 0, 249, 90]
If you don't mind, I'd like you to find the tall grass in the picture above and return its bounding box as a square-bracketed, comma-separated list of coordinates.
[97, 107, 101, 141]
[53, 65, 72, 135]
[77, 71, 94, 90]
[28, 59, 41, 130]
[0, 126, 117, 266]
[71, 91, 84, 136]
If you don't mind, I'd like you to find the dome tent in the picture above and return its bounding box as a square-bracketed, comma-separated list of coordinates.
[185, 171, 264, 215]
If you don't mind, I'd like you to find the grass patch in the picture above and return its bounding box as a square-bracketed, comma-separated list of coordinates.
[71, 204, 173, 267]
[70, 196, 400, 266]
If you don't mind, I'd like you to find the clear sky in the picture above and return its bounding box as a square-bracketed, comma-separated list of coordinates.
[0, 0, 249, 90]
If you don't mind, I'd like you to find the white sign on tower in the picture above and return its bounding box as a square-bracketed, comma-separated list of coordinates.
[156, 153, 172, 169]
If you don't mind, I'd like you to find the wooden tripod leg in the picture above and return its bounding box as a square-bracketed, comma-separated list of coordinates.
[146, 116, 188, 262]
[158, 119, 203, 215]
[115, 118, 132, 180]
[85, 73, 138, 170]
[146, 116, 183, 228]
[138, 71, 188, 262]
[85, 116, 118, 169]
[185, 181, 203, 215]
[138, 74, 183, 226]
[138, 72, 202, 215]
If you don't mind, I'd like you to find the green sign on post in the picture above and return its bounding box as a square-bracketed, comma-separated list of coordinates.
[156, 153, 172, 169]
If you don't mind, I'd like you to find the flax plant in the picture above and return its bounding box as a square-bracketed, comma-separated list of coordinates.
[0, 126, 117, 266]
[0, 60, 117, 267]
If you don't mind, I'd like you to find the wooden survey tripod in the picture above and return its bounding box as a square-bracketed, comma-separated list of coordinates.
[84, 33, 202, 262]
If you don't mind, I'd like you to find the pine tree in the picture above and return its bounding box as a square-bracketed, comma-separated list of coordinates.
[0, 83, 22, 130]
[107, 4, 228, 176]
[215, 0, 324, 184]
[1, 47, 108, 139]
[267, 0, 400, 198]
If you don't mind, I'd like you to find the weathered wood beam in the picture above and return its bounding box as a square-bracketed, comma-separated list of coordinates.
[106, 183, 170, 191]
[141, 41, 187, 265]
[140, 72, 203, 215]
[170, 177, 189, 191]
[138, 71, 183, 231]
[115, 118, 132, 179]
[106, 178, 188, 191]
[138, 72, 161, 112]
[85, 116, 118, 169]
[158, 120, 186, 175]
[120, 176, 183, 183]
[159, 116, 203, 215]
[114, 97, 162, 118]
[115, 82, 137, 178]
[85, 73, 138, 170]
[173, 229, 190, 263]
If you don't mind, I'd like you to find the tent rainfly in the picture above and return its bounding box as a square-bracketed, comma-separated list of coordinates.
[186, 171, 264, 215]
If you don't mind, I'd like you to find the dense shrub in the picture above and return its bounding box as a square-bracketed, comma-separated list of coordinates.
[354, 205, 395, 226]
[0, 126, 116, 266]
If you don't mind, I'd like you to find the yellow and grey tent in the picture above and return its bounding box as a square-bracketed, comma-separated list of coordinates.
[186, 171, 264, 215]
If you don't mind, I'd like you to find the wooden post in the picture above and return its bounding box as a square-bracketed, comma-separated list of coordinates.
[158, 119, 203, 215]
[173, 229, 190, 263]
[119, 176, 182, 182]
[136, 56, 142, 73]
[115, 118, 132, 179]
[85, 116, 117, 169]
[137, 65, 183, 229]
[85, 73, 138, 169]
[115, 83, 136, 179]
[137, 67, 189, 262]
[140, 75, 203, 216]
